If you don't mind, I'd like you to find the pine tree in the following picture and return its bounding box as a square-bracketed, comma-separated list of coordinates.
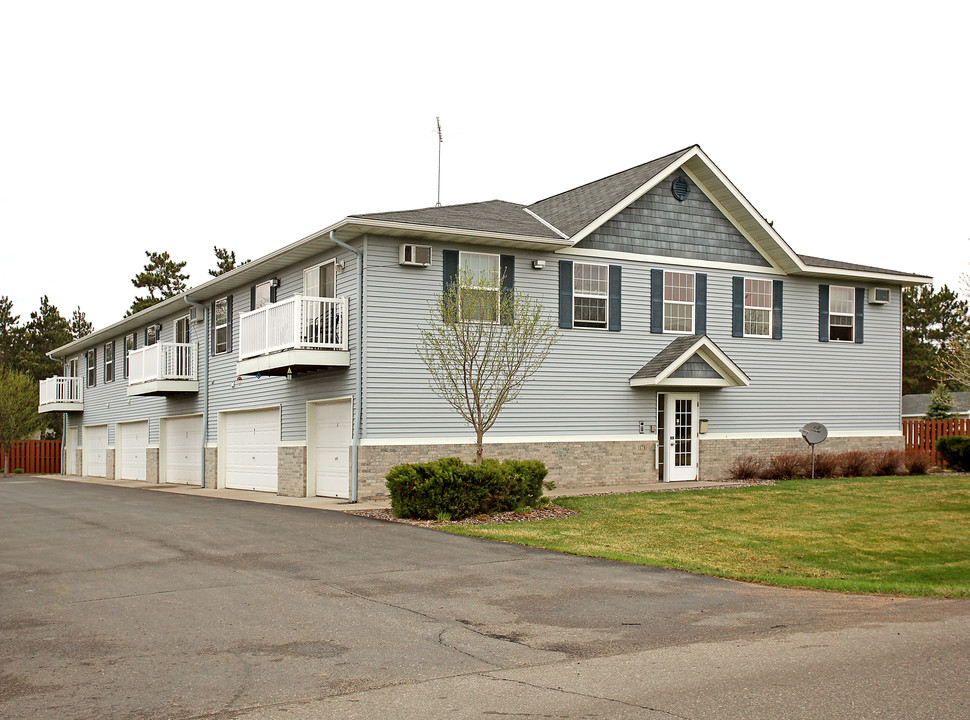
[924, 382, 956, 420]
[128, 251, 190, 316]
[69, 306, 94, 339]
[903, 284, 970, 394]
[209, 247, 248, 277]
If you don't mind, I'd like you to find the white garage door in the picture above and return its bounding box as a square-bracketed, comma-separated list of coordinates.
[84, 424, 107, 478]
[118, 421, 149, 481]
[224, 408, 279, 492]
[162, 415, 203, 485]
[65, 426, 78, 475]
[313, 399, 352, 498]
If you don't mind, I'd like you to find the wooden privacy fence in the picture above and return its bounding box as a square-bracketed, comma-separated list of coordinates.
[4, 440, 61, 474]
[903, 419, 970, 466]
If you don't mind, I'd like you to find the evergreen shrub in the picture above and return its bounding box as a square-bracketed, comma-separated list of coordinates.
[936, 436, 970, 471]
[385, 457, 551, 520]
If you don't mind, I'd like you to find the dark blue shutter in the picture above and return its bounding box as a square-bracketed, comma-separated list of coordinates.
[772, 279, 783, 340]
[500, 255, 515, 325]
[695, 273, 707, 335]
[270, 281, 278, 304]
[250, 286, 256, 311]
[558, 261, 573, 329]
[732, 276, 744, 337]
[442, 250, 459, 322]
[210, 301, 216, 356]
[226, 296, 233, 353]
[855, 287, 865, 344]
[650, 269, 664, 334]
[608, 265, 621, 332]
[818, 285, 830, 342]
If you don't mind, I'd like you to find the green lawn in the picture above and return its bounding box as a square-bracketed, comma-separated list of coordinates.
[444, 476, 970, 597]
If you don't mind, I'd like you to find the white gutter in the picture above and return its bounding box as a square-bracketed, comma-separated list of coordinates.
[329, 230, 363, 503]
[184, 297, 209, 488]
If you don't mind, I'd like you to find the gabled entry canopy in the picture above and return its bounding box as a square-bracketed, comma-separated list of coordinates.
[630, 335, 750, 388]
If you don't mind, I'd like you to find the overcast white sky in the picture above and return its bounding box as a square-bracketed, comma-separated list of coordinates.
[2, 1, 967, 330]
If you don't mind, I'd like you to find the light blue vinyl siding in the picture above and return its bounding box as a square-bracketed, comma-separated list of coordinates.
[361, 234, 902, 440]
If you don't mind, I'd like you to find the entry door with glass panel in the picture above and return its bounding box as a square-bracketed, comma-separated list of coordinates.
[664, 392, 699, 482]
[303, 261, 337, 346]
[174, 316, 190, 376]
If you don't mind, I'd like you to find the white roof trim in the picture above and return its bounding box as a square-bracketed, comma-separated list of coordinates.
[523, 207, 569, 239]
[630, 336, 751, 388]
[567, 146, 700, 246]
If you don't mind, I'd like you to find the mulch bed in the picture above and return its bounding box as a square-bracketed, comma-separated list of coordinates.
[346, 504, 579, 527]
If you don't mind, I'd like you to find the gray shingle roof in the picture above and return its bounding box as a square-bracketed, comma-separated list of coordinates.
[798, 254, 927, 279]
[901, 392, 970, 417]
[350, 200, 559, 238]
[525, 147, 692, 237]
[630, 335, 705, 382]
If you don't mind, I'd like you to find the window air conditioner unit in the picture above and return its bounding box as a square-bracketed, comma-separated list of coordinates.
[867, 288, 890, 305]
[399, 244, 432, 267]
[189, 306, 205, 323]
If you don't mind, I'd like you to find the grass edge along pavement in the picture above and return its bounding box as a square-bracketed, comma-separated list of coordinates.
[442, 475, 970, 598]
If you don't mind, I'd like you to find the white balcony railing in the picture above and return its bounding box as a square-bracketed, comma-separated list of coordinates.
[239, 295, 348, 361]
[39, 376, 82, 407]
[128, 342, 197, 385]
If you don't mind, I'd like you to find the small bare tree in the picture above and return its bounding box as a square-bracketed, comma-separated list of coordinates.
[938, 270, 970, 388]
[418, 266, 559, 464]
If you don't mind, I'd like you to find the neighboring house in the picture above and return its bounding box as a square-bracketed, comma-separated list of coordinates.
[40, 145, 931, 500]
[901, 392, 970, 420]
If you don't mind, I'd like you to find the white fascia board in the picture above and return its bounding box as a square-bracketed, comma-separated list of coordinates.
[556, 247, 787, 275]
[680, 165, 783, 272]
[347, 217, 572, 249]
[792, 266, 933, 286]
[522, 207, 569, 239]
[360, 433, 650, 446]
[567, 146, 700, 246]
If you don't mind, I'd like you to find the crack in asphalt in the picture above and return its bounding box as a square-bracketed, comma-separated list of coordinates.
[487, 674, 694, 719]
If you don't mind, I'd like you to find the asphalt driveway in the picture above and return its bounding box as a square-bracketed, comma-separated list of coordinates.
[1, 475, 968, 719]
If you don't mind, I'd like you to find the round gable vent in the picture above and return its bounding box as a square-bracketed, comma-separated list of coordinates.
[671, 176, 690, 201]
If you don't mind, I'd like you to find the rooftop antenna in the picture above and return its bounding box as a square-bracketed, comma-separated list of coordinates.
[435, 116, 443, 207]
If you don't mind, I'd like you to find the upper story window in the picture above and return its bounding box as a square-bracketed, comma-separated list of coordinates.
[68, 357, 79, 379]
[86, 348, 96, 387]
[744, 279, 772, 337]
[145, 324, 158, 346]
[175, 315, 190, 344]
[103, 342, 114, 383]
[573, 262, 608, 329]
[124, 333, 135, 378]
[459, 251, 500, 323]
[304, 261, 335, 299]
[254, 281, 272, 309]
[829, 286, 855, 341]
[664, 271, 695, 333]
[214, 297, 229, 354]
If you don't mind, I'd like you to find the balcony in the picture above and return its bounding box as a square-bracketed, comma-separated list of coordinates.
[38, 377, 83, 412]
[127, 342, 199, 396]
[237, 295, 350, 376]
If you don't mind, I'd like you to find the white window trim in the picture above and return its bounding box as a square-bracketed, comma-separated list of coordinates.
[146, 324, 158, 347]
[458, 251, 501, 324]
[663, 270, 695, 335]
[573, 261, 609, 330]
[303, 259, 337, 299]
[124, 333, 135, 378]
[214, 297, 229, 354]
[103, 341, 114, 383]
[743, 278, 772, 338]
[829, 285, 855, 342]
[254, 282, 272, 309]
[174, 314, 190, 344]
[86, 348, 96, 388]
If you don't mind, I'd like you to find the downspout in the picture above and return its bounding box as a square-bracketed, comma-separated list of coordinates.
[46, 351, 66, 475]
[329, 230, 363, 502]
[184, 297, 209, 487]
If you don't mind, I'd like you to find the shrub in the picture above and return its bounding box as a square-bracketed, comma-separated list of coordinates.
[808, 452, 838, 478]
[385, 457, 550, 520]
[837, 450, 874, 478]
[936, 436, 970, 471]
[761, 453, 804, 481]
[904, 450, 931, 475]
[872, 450, 904, 476]
[13, 468, 24, 474]
[728, 455, 764, 480]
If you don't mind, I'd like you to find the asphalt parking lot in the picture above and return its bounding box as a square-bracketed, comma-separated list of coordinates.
[2, 475, 968, 719]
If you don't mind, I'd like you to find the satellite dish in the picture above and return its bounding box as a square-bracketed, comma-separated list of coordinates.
[800, 422, 828, 446]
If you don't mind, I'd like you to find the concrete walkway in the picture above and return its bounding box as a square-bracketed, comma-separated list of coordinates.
[52, 474, 746, 512]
